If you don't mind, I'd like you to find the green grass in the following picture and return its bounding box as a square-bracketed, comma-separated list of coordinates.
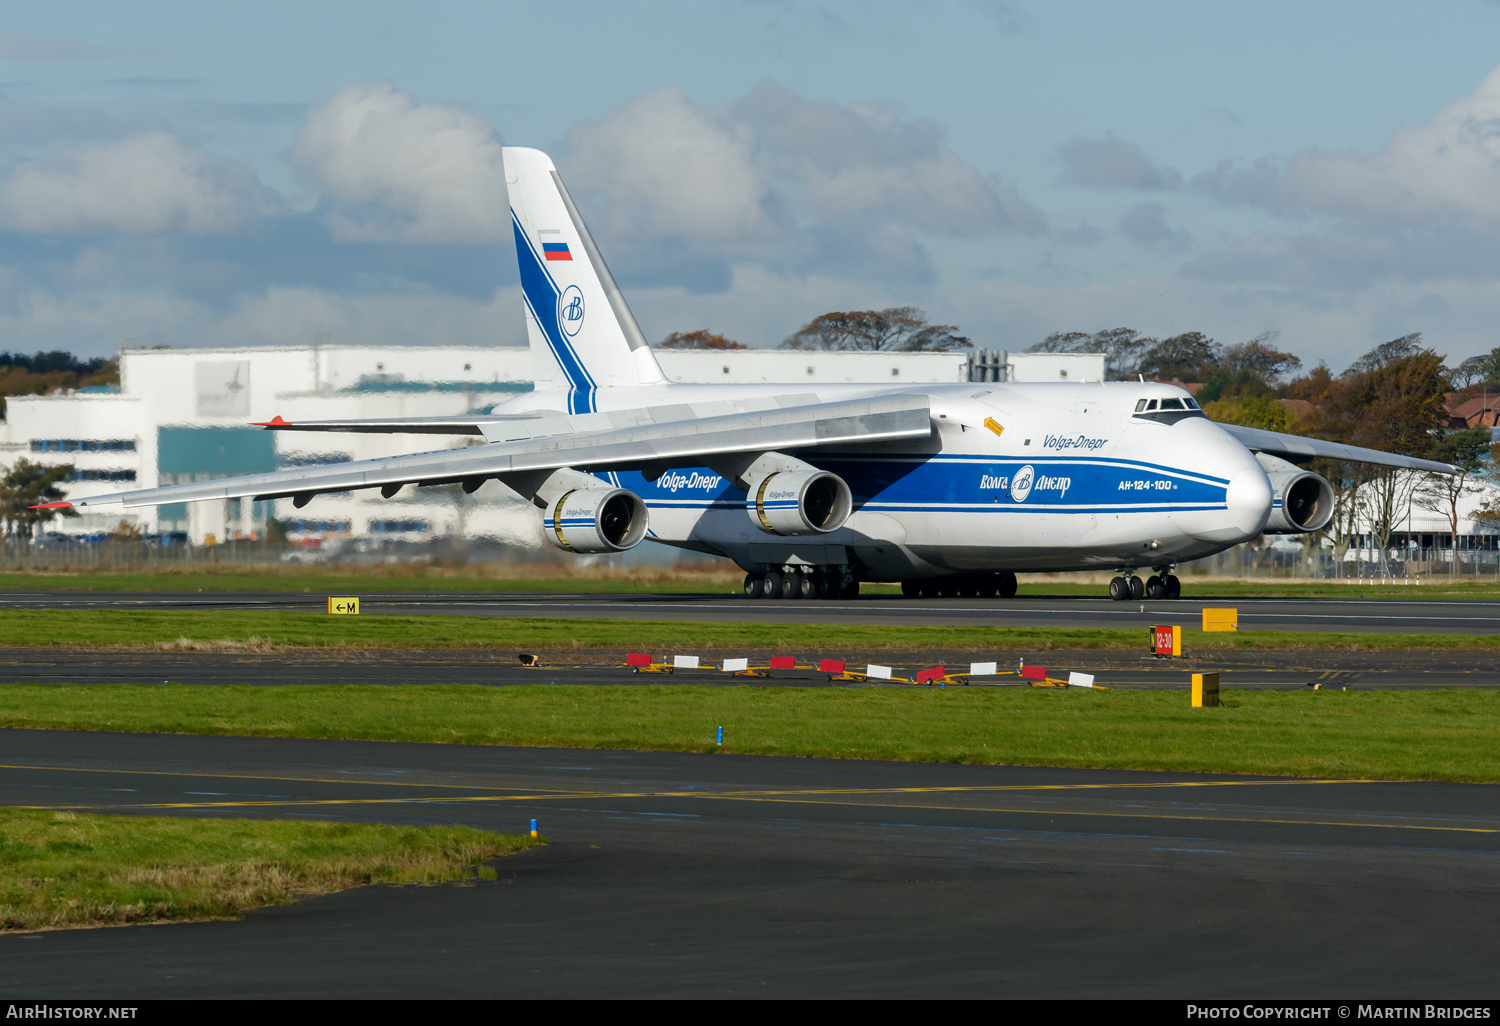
[2, 607, 1498, 653]
[3, 564, 1500, 599]
[0, 808, 535, 931]
[0, 565, 752, 594]
[0, 683, 1497, 783]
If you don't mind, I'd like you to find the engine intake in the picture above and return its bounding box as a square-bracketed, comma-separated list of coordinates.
[544, 487, 649, 553]
[1262, 469, 1334, 534]
[747, 470, 852, 536]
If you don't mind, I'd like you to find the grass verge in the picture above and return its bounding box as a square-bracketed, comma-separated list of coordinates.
[3, 608, 1498, 653]
[0, 808, 534, 931]
[3, 565, 1500, 599]
[1, 683, 1497, 782]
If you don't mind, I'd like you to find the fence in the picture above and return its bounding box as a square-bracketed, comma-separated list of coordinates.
[1185, 544, 1500, 580]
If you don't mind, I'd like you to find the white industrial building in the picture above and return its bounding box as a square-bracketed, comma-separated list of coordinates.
[1, 343, 1104, 548]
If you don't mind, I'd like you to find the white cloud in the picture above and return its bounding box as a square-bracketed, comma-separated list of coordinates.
[560, 81, 1043, 285]
[1055, 135, 1181, 191]
[562, 87, 776, 245]
[1197, 63, 1500, 228]
[1118, 202, 1192, 250]
[0, 131, 270, 235]
[293, 81, 507, 243]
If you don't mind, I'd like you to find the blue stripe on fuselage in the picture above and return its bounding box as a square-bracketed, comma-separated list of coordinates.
[608, 454, 1229, 515]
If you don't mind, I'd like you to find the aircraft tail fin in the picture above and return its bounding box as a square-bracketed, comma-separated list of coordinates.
[503, 147, 665, 410]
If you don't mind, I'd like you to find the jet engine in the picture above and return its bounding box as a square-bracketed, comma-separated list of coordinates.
[746, 470, 853, 536]
[543, 487, 649, 553]
[1261, 468, 1335, 534]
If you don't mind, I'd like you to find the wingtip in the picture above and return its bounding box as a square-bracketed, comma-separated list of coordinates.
[252, 415, 292, 428]
[29, 502, 73, 510]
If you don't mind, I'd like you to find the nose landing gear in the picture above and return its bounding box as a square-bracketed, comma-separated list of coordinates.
[1112, 568, 1181, 600]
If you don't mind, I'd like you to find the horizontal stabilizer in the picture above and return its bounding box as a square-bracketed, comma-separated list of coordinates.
[1221, 424, 1457, 475]
[50, 394, 933, 509]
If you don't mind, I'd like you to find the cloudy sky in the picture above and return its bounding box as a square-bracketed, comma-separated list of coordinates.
[4, 0, 1500, 372]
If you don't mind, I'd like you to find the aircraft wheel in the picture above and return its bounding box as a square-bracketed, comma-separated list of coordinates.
[1145, 575, 1165, 600]
[919, 581, 941, 599]
[839, 579, 861, 600]
[998, 571, 1018, 598]
[901, 581, 920, 598]
[958, 580, 979, 598]
[743, 573, 765, 599]
[1128, 575, 1145, 600]
[761, 571, 782, 600]
[977, 576, 998, 599]
[794, 573, 816, 600]
[938, 581, 959, 598]
[1165, 574, 1182, 599]
[1108, 576, 1129, 601]
[816, 572, 837, 599]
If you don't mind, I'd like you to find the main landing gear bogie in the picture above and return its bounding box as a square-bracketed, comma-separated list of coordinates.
[744, 568, 859, 601]
[1110, 572, 1180, 601]
[901, 572, 1018, 600]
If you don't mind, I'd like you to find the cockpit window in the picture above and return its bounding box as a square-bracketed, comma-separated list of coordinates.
[1159, 398, 1184, 410]
[1145, 399, 1158, 411]
[1135, 399, 1148, 412]
[1184, 397, 1199, 409]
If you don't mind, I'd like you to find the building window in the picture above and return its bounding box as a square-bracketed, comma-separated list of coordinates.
[284, 519, 352, 534]
[66, 469, 137, 483]
[368, 519, 431, 534]
[31, 439, 136, 453]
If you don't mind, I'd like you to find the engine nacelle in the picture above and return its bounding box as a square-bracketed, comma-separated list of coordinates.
[1262, 469, 1335, 533]
[543, 487, 649, 553]
[747, 470, 852, 536]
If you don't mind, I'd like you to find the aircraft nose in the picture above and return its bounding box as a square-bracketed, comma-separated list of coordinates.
[1185, 461, 1272, 545]
[1223, 465, 1273, 537]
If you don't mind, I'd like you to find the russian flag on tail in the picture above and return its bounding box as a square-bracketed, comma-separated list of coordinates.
[543, 242, 572, 261]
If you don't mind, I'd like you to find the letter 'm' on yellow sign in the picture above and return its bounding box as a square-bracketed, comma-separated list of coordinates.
[327, 597, 360, 615]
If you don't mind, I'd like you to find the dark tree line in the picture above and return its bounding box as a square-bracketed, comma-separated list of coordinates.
[0, 350, 119, 420]
[657, 307, 971, 354]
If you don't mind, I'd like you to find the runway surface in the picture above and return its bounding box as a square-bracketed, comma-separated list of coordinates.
[0, 728, 1496, 998]
[4, 588, 1500, 634]
[1, 648, 1496, 690]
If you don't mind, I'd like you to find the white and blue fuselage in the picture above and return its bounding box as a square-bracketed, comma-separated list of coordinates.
[495, 378, 1272, 579]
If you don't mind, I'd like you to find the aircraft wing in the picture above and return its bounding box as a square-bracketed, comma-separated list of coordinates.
[252, 414, 497, 435]
[44, 394, 932, 510]
[1221, 424, 1457, 475]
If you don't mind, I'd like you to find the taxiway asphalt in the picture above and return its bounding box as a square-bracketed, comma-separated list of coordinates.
[0, 647, 1495, 690]
[1, 728, 1497, 998]
[4, 587, 1500, 634]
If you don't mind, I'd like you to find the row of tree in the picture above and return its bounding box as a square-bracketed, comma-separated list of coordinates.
[658, 307, 971, 353]
[0, 350, 118, 420]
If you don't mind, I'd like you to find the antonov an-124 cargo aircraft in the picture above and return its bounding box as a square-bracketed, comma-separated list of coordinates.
[39, 148, 1454, 602]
